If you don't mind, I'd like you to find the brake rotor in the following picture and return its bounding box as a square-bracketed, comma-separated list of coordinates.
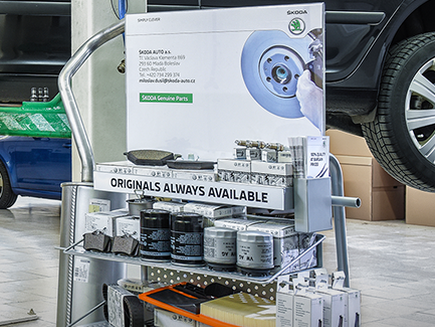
[241, 30, 309, 118]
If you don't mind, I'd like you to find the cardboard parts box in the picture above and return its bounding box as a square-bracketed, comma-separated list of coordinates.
[326, 130, 405, 221]
[406, 186, 435, 227]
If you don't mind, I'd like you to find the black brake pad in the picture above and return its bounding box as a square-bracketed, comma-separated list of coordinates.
[83, 231, 112, 252]
[124, 150, 175, 166]
[112, 235, 139, 256]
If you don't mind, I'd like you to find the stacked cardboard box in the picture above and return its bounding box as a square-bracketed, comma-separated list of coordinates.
[406, 186, 435, 227]
[326, 130, 405, 221]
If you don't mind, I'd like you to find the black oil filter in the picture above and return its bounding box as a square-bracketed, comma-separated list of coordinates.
[140, 209, 171, 260]
[204, 227, 237, 271]
[171, 212, 204, 266]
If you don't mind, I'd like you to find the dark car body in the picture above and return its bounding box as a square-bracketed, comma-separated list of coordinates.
[147, 0, 435, 134]
[0, 136, 71, 200]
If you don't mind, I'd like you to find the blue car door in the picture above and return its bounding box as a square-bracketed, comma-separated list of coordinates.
[13, 137, 71, 193]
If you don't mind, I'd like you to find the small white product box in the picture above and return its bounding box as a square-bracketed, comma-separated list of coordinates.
[246, 221, 298, 270]
[293, 292, 324, 327]
[234, 147, 247, 159]
[316, 288, 347, 327]
[183, 202, 234, 227]
[134, 165, 173, 178]
[288, 136, 329, 178]
[183, 202, 233, 218]
[277, 150, 292, 163]
[331, 271, 361, 327]
[115, 216, 140, 240]
[332, 288, 361, 327]
[343, 288, 361, 327]
[276, 290, 294, 327]
[95, 161, 135, 175]
[153, 201, 185, 213]
[306, 136, 329, 178]
[213, 218, 263, 231]
[261, 149, 277, 163]
[84, 210, 128, 236]
[231, 206, 246, 217]
[217, 159, 251, 183]
[107, 285, 134, 327]
[154, 308, 197, 327]
[246, 148, 261, 161]
[172, 169, 216, 182]
[250, 161, 293, 187]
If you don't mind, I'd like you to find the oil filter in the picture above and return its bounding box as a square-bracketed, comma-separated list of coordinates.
[204, 227, 237, 271]
[140, 209, 171, 261]
[127, 197, 154, 216]
[171, 212, 204, 266]
[237, 230, 274, 276]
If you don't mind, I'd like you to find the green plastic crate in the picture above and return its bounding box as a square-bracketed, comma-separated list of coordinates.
[0, 93, 71, 138]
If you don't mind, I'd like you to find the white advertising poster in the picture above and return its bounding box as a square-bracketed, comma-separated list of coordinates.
[125, 4, 325, 161]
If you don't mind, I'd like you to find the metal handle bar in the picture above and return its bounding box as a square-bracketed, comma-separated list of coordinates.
[58, 20, 125, 182]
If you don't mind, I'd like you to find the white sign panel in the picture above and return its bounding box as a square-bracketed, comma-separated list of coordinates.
[94, 170, 293, 210]
[125, 4, 325, 160]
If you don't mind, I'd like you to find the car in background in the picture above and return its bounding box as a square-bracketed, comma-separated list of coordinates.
[148, 0, 435, 192]
[0, 136, 71, 208]
[0, 1, 71, 208]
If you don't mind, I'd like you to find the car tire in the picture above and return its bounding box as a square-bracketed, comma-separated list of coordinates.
[362, 32, 435, 191]
[0, 160, 17, 208]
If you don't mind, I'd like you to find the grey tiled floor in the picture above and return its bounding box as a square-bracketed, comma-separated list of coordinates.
[0, 197, 60, 326]
[1, 196, 435, 326]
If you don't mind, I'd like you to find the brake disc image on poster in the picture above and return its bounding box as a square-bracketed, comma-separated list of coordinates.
[125, 4, 325, 160]
[241, 28, 323, 128]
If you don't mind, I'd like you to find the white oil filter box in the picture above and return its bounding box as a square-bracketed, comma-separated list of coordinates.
[316, 288, 347, 327]
[214, 218, 264, 231]
[294, 293, 323, 327]
[183, 202, 233, 218]
[246, 221, 298, 269]
[84, 210, 128, 236]
[250, 161, 293, 187]
[115, 216, 140, 240]
[217, 159, 251, 184]
[153, 201, 185, 213]
[184, 202, 235, 227]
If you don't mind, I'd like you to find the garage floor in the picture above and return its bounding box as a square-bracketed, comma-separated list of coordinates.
[0, 197, 435, 326]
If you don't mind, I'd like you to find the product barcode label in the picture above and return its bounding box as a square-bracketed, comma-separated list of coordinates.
[74, 258, 91, 283]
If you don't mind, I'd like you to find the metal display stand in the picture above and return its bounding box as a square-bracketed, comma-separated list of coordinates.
[56, 19, 359, 327]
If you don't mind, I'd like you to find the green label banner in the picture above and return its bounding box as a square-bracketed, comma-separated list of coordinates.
[140, 93, 193, 103]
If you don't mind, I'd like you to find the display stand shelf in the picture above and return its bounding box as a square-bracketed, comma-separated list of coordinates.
[63, 234, 324, 285]
[56, 15, 355, 327]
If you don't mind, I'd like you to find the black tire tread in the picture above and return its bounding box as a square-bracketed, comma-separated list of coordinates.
[0, 160, 17, 209]
[362, 32, 435, 191]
